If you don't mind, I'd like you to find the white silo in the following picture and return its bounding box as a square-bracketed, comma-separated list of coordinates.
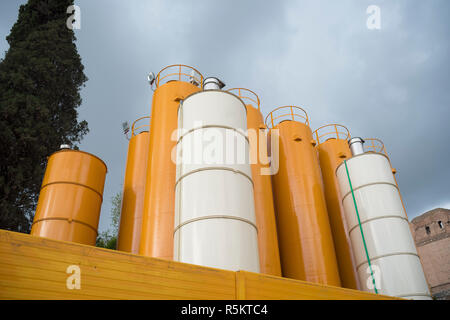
[336, 138, 431, 300]
[173, 77, 260, 272]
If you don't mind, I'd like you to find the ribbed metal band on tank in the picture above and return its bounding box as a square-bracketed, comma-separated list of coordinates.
[31, 217, 99, 234]
[355, 252, 420, 271]
[173, 215, 258, 234]
[397, 293, 432, 299]
[175, 167, 254, 188]
[177, 89, 248, 115]
[176, 125, 249, 143]
[40, 181, 104, 201]
[341, 181, 399, 202]
[335, 151, 390, 176]
[50, 149, 108, 172]
[347, 215, 409, 234]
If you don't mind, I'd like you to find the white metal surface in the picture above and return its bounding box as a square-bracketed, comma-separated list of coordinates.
[203, 77, 225, 90]
[174, 218, 259, 272]
[178, 90, 247, 132]
[174, 90, 260, 272]
[348, 137, 365, 156]
[176, 127, 251, 177]
[336, 152, 431, 300]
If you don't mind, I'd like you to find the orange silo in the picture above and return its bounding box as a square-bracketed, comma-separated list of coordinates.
[227, 88, 282, 277]
[266, 106, 341, 286]
[117, 116, 150, 253]
[139, 65, 203, 259]
[313, 124, 359, 290]
[31, 147, 107, 245]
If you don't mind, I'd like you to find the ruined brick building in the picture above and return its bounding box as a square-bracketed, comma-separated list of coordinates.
[410, 208, 450, 300]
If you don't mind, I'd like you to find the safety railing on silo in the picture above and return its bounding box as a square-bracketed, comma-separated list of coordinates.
[264, 106, 309, 128]
[313, 124, 350, 146]
[155, 64, 203, 88]
[364, 138, 387, 156]
[131, 116, 151, 137]
[227, 88, 261, 111]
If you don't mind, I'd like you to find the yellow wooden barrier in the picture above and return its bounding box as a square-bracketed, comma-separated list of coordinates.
[0, 230, 397, 300]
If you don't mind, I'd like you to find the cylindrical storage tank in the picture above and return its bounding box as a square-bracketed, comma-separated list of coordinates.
[266, 107, 341, 286]
[228, 88, 281, 276]
[313, 124, 360, 290]
[174, 87, 260, 272]
[117, 117, 150, 253]
[31, 148, 107, 245]
[140, 65, 203, 259]
[336, 152, 431, 299]
[364, 138, 408, 219]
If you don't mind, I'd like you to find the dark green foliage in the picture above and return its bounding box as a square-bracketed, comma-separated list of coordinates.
[0, 0, 88, 232]
[96, 231, 118, 250]
[96, 192, 122, 250]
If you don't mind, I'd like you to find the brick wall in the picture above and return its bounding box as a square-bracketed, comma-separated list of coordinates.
[411, 208, 450, 300]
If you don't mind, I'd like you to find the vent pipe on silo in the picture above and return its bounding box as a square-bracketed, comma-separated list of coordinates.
[348, 137, 365, 156]
[203, 77, 225, 90]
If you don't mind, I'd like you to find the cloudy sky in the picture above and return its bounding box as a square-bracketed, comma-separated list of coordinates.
[1, 0, 449, 232]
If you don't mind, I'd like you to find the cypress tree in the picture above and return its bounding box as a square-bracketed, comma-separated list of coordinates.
[0, 0, 88, 232]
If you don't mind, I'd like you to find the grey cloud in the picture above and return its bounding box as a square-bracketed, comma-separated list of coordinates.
[0, 0, 448, 232]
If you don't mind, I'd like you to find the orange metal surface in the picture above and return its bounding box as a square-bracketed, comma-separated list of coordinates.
[228, 88, 282, 276]
[30, 150, 107, 245]
[139, 65, 202, 259]
[313, 124, 360, 290]
[266, 107, 341, 286]
[117, 117, 150, 253]
[1, 229, 398, 300]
